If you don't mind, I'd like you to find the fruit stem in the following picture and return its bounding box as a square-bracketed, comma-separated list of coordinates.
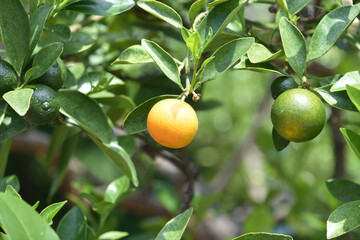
[181, 91, 189, 101]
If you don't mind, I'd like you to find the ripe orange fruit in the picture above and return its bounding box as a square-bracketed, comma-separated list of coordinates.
[271, 88, 326, 142]
[147, 98, 198, 148]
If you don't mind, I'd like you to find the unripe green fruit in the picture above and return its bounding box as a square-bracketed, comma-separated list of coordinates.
[32, 58, 66, 90]
[271, 89, 326, 142]
[270, 76, 298, 99]
[0, 60, 18, 97]
[24, 84, 60, 124]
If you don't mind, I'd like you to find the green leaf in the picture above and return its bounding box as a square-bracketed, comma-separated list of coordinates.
[0, 103, 6, 126]
[4, 185, 21, 199]
[272, 128, 290, 151]
[198, 37, 254, 83]
[186, 32, 201, 58]
[77, 71, 124, 94]
[24, 67, 38, 84]
[347, 85, 360, 111]
[308, 5, 360, 61]
[90, 137, 139, 187]
[64, 32, 94, 54]
[141, 39, 183, 90]
[66, 0, 135, 15]
[232, 232, 293, 240]
[0, 107, 28, 142]
[279, 17, 307, 77]
[137, 0, 183, 28]
[0, 175, 20, 192]
[0, 193, 59, 240]
[123, 95, 177, 134]
[0, 0, 30, 74]
[196, 0, 247, 47]
[3, 89, 33, 116]
[287, 0, 312, 15]
[326, 179, 360, 202]
[31, 43, 63, 81]
[57, 207, 86, 240]
[58, 90, 112, 144]
[314, 85, 356, 111]
[327, 200, 360, 239]
[247, 43, 284, 64]
[92, 201, 113, 216]
[276, 0, 290, 17]
[47, 129, 80, 201]
[189, 0, 207, 25]
[99, 231, 128, 240]
[112, 45, 153, 64]
[48, 24, 71, 42]
[331, 71, 360, 92]
[40, 201, 67, 225]
[234, 60, 287, 75]
[29, 5, 52, 56]
[340, 128, 360, 161]
[155, 208, 193, 240]
[105, 176, 130, 204]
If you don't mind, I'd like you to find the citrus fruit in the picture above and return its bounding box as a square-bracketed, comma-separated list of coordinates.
[271, 88, 326, 142]
[0, 60, 18, 96]
[32, 58, 66, 90]
[147, 98, 198, 148]
[270, 76, 298, 99]
[24, 84, 60, 124]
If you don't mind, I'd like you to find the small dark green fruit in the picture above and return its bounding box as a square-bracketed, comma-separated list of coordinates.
[270, 76, 298, 99]
[0, 60, 18, 96]
[32, 58, 66, 90]
[24, 84, 60, 124]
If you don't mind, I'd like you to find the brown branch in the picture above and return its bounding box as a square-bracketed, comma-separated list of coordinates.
[329, 108, 346, 178]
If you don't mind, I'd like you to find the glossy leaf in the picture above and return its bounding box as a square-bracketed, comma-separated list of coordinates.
[3, 89, 33, 116]
[340, 128, 360, 161]
[141, 39, 183, 89]
[0, 175, 20, 192]
[137, 0, 183, 28]
[326, 178, 360, 202]
[347, 85, 360, 111]
[0, 0, 30, 74]
[31, 43, 63, 80]
[196, 0, 247, 46]
[279, 17, 307, 77]
[155, 208, 193, 240]
[48, 24, 72, 42]
[99, 231, 128, 240]
[327, 200, 360, 239]
[199, 37, 254, 83]
[287, 0, 312, 15]
[57, 207, 86, 240]
[186, 32, 201, 57]
[308, 5, 360, 61]
[247, 43, 284, 64]
[112, 45, 153, 64]
[4, 185, 20, 199]
[105, 176, 130, 204]
[0, 193, 59, 240]
[24, 67, 37, 84]
[314, 85, 356, 111]
[61, 32, 94, 55]
[276, 0, 290, 17]
[90, 137, 139, 187]
[331, 71, 360, 92]
[189, 0, 207, 25]
[58, 90, 112, 144]
[40, 201, 67, 225]
[66, 0, 135, 15]
[92, 201, 113, 216]
[234, 60, 287, 75]
[0, 107, 28, 143]
[232, 232, 293, 240]
[77, 71, 124, 94]
[123, 95, 177, 134]
[29, 5, 52, 56]
[272, 128, 290, 151]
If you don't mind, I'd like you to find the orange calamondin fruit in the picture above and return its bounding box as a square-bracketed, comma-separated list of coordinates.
[147, 98, 198, 148]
